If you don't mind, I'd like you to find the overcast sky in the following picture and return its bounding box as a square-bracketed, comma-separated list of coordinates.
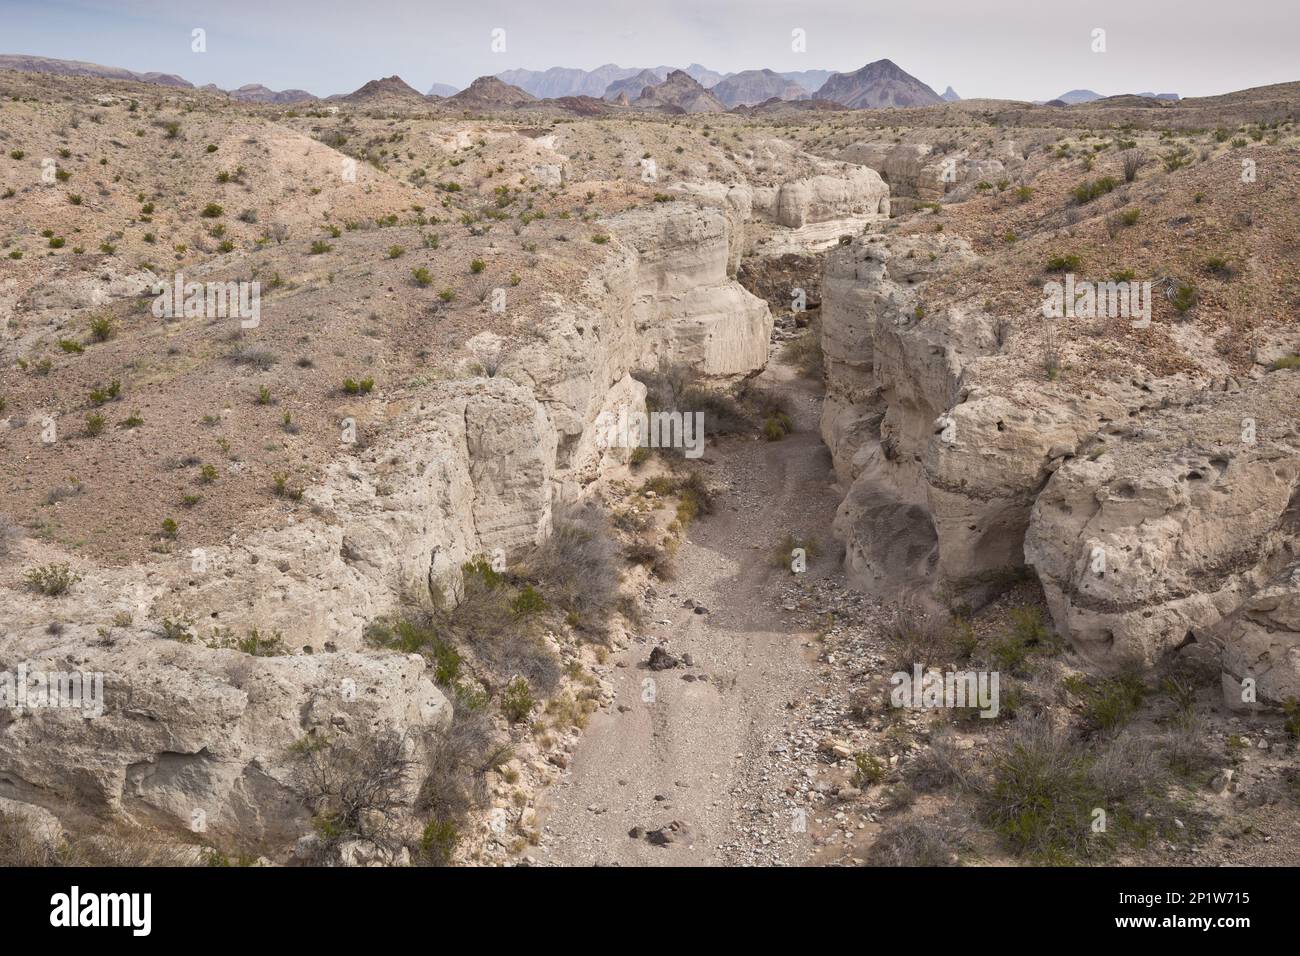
[3, 0, 1296, 99]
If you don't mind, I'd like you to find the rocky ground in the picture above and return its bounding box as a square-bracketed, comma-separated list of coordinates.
[532, 362, 834, 865]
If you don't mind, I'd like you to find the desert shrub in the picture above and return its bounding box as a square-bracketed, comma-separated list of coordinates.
[1045, 253, 1082, 272]
[762, 411, 794, 441]
[0, 514, 20, 557]
[851, 751, 886, 788]
[635, 359, 750, 437]
[987, 606, 1052, 675]
[236, 627, 286, 657]
[510, 586, 546, 616]
[1281, 698, 1300, 739]
[1073, 671, 1147, 735]
[519, 505, 621, 636]
[227, 344, 278, 369]
[1070, 176, 1118, 204]
[905, 731, 972, 793]
[781, 326, 823, 378]
[365, 615, 462, 686]
[1121, 150, 1144, 182]
[640, 470, 715, 529]
[0, 810, 60, 866]
[88, 379, 121, 405]
[1203, 255, 1234, 278]
[887, 609, 975, 670]
[342, 377, 375, 395]
[502, 676, 535, 723]
[867, 818, 963, 866]
[155, 617, 195, 642]
[24, 563, 80, 596]
[414, 699, 510, 866]
[1168, 279, 1198, 314]
[623, 541, 674, 579]
[293, 729, 414, 862]
[1159, 715, 1222, 779]
[978, 718, 1103, 861]
[0, 813, 199, 867]
[432, 561, 561, 696]
[88, 314, 113, 342]
[770, 532, 819, 572]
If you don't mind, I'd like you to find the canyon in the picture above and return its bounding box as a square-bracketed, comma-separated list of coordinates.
[1, 62, 1298, 866]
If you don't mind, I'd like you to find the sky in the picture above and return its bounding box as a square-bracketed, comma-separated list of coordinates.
[2, 0, 1296, 100]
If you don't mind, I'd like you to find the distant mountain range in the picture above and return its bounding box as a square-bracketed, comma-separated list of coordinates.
[0, 53, 191, 87]
[0, 52, 1189, 112]
[1042, 88, 1180, 105]
[493, 63, 889, 103]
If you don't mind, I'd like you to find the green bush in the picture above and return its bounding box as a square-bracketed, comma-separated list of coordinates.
[1045, 253, 1082, 273]
[23, 563, 81, 596]
[1070, 176, 1119, 204]
[851, 752, 886, 788]
[981, 720, 1103, 861]
[502, 676, 535, 723]
[342, 377, 375, 395]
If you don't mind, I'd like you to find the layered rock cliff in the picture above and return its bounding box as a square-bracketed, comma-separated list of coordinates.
[0, 201, 773, 851]
[819, 232, 1300, 704]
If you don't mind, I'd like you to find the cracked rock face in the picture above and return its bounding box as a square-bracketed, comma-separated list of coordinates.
[0, 631, 447, 850]
[1026, 373, 1300, 672]
[1216, 559, 1300, 707]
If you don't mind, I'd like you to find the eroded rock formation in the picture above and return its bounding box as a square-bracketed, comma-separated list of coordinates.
[819, 231, 1300, 703]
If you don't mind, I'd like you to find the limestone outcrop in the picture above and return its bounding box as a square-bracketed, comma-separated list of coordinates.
[819, 229, 1300, 703]
[668, 145, 890, 257]
[1216, 559, 1300, 708]
[0, 197, 773, 853]
[1025, 373, 1300, 668]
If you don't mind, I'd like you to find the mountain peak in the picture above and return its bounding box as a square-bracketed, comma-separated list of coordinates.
[814, 59, 942, 109]
[337, 74, 426, 103]
[446, 75, 537, 108]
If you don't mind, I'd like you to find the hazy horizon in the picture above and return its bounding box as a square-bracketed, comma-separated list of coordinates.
[3, 0, 1297, 100]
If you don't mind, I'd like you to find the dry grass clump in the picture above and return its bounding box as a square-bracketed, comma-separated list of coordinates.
[867, 818, 965, 867]
[518, 504, 622, 638]
[0, 811, 200, 867]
